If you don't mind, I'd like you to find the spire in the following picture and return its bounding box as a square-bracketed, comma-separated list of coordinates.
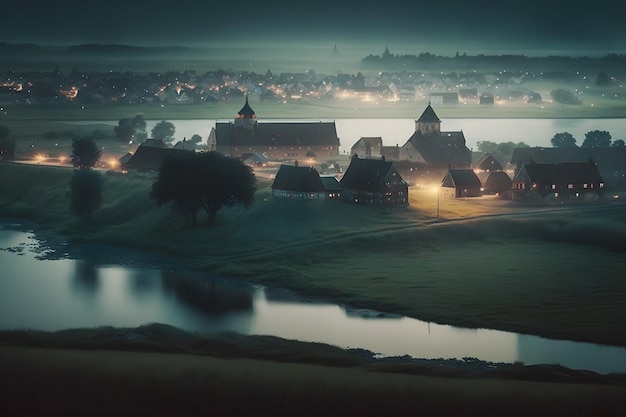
[237, 94, 256, 119]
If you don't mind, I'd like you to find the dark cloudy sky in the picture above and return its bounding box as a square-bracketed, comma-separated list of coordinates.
[3, 0, 625, 55]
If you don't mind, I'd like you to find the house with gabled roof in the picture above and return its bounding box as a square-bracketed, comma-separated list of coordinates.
[351, 137, 382, 158]
[123, 143, 191, 171]
[474, 151, 504, 185]
[441, 168, 482, 199]
[511, 160, 605, 203]
[340, 155, 408, 206]
[271, 163, 343, 200]
[484, 171, 512, 197]
[399, 104, 471, 181]
[509, 146, 626, 179]
[210, 96, 340, 161]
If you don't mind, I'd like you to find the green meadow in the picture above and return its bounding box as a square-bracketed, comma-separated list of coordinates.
[1, 162, 625, 348]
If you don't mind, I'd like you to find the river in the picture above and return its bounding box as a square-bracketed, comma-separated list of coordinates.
[67, 118, 626, 153]
[2, 222, 626, 374]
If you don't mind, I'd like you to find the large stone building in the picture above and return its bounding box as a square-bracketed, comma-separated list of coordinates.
[209, 97, 340, 160]
[399, 104, 472, 181]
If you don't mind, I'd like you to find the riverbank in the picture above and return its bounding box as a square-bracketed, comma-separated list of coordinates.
[2, 324, 626, 417]
[1, 162, 626, 351]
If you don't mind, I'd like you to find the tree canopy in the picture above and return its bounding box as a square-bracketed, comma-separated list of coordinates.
[550, 132, 577, 148]
[150, 151, 256, 226]
[69, 168, 103, 221]
[0, 125, 15, 160]
[151, 120, 176, 143]
[476, 140, 529, 165]
[114, 114, 147, 144]
[550, 89, 582, 105]
[582, 130, 612, 148]
[71, 137, 102, 168]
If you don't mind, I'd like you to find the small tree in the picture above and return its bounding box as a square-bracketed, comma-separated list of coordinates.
[0, 125, 15, 160]
[612, 139, 625, 148]
[550, 132, 577, 148]
[114, 114, 147, 144]
[189, 134, 203, 144]
[71, 137, 102, 168]
[151, 120, 176, 143]
[69, 168, 103, 221]
[550, 89, 582, 105]
[150, 151, 256, 226]
[582, 130, 612, 148]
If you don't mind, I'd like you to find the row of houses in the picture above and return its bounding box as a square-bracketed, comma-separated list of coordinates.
[271, 155, 409, 206]
[270, 154, 607, 206]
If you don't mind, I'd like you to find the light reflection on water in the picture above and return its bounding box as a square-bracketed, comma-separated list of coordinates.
[1, 226, 626, 374]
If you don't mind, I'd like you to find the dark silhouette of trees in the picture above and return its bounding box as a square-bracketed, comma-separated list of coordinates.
[189, 134, 203, 144]
[550, 132, 577, 148]
[612, 139, 625, 147]
[71, 137, 102, 168]
[114, 114, 147, 144]
[550, 89, 582, 105]
[151, 120, 176, 143]
[151, 151, 256, 226]
[0, 125, 15, 160]
[477, 140, 529, 165]
[582, 130, 612, 148]
[69, 168, 103, 221]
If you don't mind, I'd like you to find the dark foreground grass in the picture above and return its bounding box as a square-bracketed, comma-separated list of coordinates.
[1, 324, 626, 417]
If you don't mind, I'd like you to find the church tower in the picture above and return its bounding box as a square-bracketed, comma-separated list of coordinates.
[234, 95, 257, 130]
[415, 103, 441, 134]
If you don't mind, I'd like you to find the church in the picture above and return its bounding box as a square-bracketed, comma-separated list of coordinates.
[209, 97, 340, 160]
[399, 104, 472, 178]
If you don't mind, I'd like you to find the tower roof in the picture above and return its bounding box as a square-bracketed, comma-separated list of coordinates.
[237, 95, 256, 117]
[417, 104, 440, 123]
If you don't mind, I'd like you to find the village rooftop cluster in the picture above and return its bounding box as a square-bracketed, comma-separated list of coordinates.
[119, 98, 621, 208]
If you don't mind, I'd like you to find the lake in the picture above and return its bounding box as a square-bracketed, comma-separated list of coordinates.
[2, 223, 626, 374]
[67, 118, 626, 154]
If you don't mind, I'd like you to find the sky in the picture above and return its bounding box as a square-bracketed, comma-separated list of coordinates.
[2, 0, 626, 56]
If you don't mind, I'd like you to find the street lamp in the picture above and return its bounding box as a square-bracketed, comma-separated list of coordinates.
[433, 185, 440, 220]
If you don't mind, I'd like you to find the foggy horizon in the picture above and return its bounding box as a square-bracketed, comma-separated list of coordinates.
[3, 0, 626, 57]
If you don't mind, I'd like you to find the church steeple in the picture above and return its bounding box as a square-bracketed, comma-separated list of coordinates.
[415, 103, 441, 134]
[235, 94, 257, 130]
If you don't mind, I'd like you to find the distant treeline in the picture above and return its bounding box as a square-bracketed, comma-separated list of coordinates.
[362, 50, 626, 72]
[0, 42, 196, 57]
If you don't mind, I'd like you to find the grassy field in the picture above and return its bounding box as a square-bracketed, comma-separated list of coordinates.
[1, 162, 625, 349]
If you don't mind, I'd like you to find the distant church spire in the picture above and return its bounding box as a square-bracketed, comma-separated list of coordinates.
[235, 94, 257, 130]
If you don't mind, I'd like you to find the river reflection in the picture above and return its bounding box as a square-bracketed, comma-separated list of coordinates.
[1, 225, 626, 374]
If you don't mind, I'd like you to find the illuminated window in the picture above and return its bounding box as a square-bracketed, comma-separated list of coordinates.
[568, 184, 573, 189]
[551, 184, 556, 190]
[600, 183, 605, 188]
[583, 183, 588, 189]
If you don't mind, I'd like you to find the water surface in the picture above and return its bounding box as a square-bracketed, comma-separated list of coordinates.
[2, 225, 625, 374]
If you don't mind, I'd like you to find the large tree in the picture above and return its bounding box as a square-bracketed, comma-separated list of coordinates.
[69, 168, 103, 221]
[550, 132, 577, 148]
[71, 137, 102, 168]
[151, 120, 176, 143]
[582, 130, 612, 148]
[150, 151, 256, 226]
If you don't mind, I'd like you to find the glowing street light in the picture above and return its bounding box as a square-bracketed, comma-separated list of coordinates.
[433, 185, 440, 220]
